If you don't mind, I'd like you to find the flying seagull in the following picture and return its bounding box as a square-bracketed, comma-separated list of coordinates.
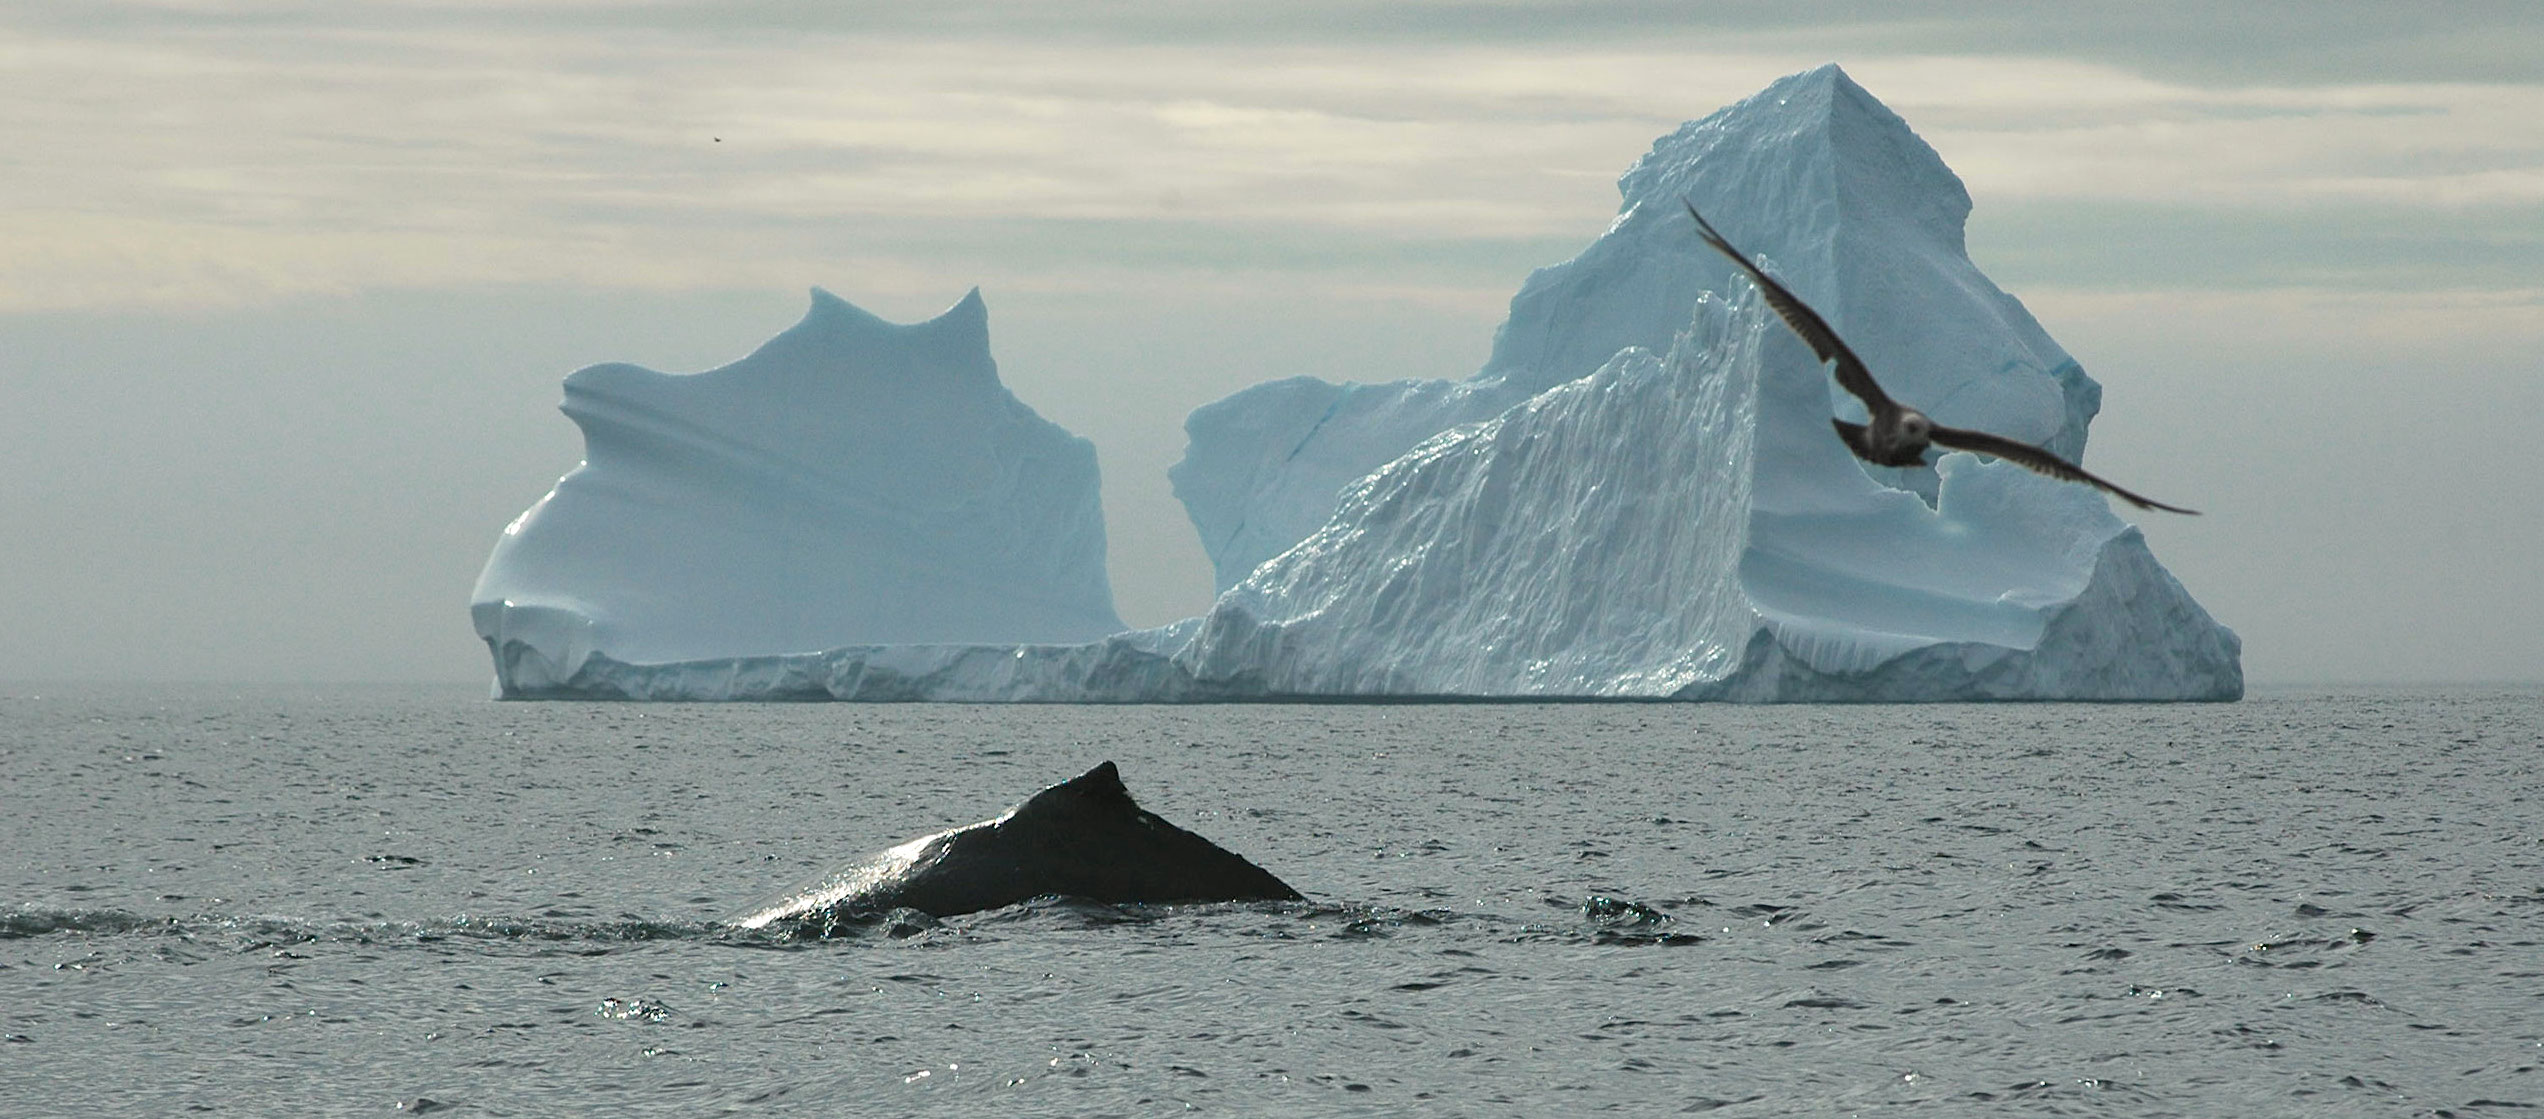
[1684, 202, 2197, 515]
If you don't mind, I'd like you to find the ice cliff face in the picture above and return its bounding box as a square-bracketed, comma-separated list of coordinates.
[470, 289, 1124, 693]
[1172, 283, 2236, 701]
[476, 63, 2239, 702]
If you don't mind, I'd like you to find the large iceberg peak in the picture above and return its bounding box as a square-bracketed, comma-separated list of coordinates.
[1484, 62, 1976, 397]
[1491, 62, 2076, 454]
[1177, 63, 2102, 592]
[1617, 64, 1971, 260]
[473, 288, 1125, 695]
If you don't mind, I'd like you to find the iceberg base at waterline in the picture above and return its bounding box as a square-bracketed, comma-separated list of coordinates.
[496, 287, 2238, 703]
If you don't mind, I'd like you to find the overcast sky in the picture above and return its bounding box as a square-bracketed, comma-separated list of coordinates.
[3, 1, 2538, 685]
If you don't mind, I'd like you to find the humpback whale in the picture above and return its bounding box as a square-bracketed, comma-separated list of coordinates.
[1686, 202, 2198, 515]
[733, 761, 1301, 932]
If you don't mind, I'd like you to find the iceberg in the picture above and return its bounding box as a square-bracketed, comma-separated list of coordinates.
[1157, 63, 2236, 701]
[471, 288, 1126, 695]
[474, 64, 2239, 702]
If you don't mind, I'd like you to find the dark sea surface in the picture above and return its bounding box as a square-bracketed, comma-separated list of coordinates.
[2, 685, 2539, 1116]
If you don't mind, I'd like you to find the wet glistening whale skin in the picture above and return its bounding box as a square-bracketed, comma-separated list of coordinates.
[734, 761, 1301, 933]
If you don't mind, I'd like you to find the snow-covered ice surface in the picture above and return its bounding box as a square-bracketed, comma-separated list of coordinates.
[471, 289, 1125, 695]
[477, 64, 2238, 702]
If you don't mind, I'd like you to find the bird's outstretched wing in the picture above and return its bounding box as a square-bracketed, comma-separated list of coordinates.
[1927, 425, 2200, 515]
[1685, 201, 1895, 414]
[1830, 419, 1876, 462]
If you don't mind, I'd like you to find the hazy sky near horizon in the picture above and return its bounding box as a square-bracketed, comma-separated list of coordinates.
[3, 1, 2538, 685]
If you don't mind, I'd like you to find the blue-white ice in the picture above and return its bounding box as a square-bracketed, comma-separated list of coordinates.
[473, 64, 2239, 701]
[470, 289, 1125, 692]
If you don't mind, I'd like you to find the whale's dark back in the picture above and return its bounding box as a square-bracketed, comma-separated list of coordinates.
[878, 761, 1300, 916]
[744, 761, 1300, 929]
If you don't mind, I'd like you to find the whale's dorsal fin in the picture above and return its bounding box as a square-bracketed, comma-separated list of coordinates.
[1014, 761, 1132, 818]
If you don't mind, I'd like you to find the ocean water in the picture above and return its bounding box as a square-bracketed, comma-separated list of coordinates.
[2, 685, 2538, 1116]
